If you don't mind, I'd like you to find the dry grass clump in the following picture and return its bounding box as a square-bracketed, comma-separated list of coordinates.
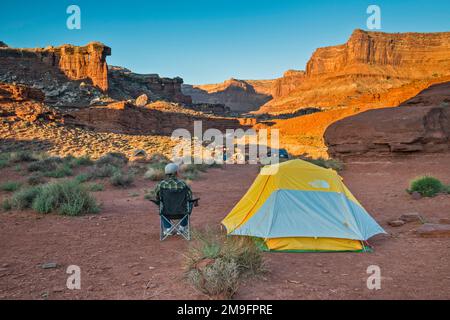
[184, 228, 266, 299]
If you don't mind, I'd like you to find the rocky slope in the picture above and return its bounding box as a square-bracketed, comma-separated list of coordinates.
[0, 42, 191, 107]
[324, 82, 450, 159]
[257, 29, 450, 114]
[182, 78, 273, 112]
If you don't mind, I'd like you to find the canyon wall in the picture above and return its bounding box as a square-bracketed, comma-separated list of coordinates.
[0, 42, 110, 91]
[0, 42, 191, 106]
[257, 29, 450, 114]
[182, 78, 273, 112]
[67, 101, 251, 136]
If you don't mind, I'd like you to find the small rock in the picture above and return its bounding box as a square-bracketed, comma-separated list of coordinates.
[322, 270, 330, 274]
[388, 220, 405, 227]
[400, 213, 423, 223]
[411, 192, 422, 200]
[135, 94, 148, 107]
[52, 287, 65, 293]
[133, 272, 141, 276]
[1, 263, 9, 268]
[439, 218, 450, 225]
[41, 262, 58, 269]
[416, 223, 450, 238]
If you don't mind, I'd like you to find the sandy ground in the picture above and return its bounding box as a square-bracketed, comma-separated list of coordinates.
[0, 154, 449, 300]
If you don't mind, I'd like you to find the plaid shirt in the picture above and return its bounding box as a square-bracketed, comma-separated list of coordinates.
[154, 175, 192, 201]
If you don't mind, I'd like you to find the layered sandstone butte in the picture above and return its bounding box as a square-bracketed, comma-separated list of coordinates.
[182, 78, 273, 112]
[0, 42, 111, 91]
[56, 42, 110, 91]
[257, 29, 450, 114]
[324, 82, 450, 158]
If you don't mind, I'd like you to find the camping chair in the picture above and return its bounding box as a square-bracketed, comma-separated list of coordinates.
[150, 187, 199, 241]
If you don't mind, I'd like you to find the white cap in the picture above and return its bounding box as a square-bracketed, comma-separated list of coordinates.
[165, 163, 179, 175]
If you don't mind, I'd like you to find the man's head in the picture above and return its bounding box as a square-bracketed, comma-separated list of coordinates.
[164, 163, 179, 176]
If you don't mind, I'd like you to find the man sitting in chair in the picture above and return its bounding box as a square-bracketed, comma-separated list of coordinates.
[154, 163, 193, 236]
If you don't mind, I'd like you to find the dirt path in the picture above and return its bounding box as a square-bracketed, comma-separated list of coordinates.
[1, 155, 450, 300]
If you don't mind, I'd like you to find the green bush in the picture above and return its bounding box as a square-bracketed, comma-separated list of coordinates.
[9, 151, 35, 163]
[28, 157, 62, 173]
[86, 183, 104, 192]
[32, 180, 99, 216]
[0, 159, 9, 169]
[110, 171, 134, 187]
[96, 152, 128, 167]
[408, 176, 445, 197]
[27, 173, 46, 186]
[71, 155, 93, 167]
[1, 198, 12, 211]
[91, 164, 119, 178]
[0, 181, 22, 192]
[74, 173, 91, 183]
[10, 186, 42, 210]
[44, 164, 73, 178]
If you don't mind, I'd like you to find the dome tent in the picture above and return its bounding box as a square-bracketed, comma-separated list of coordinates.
[222, 159, 386, 252]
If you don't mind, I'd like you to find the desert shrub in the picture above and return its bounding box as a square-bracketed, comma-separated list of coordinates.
[74, 173, 92, 183]
[27, 173, 46, 186]
[9, 151, 35, 163]
[44, 164, 73, 178]
[67, 155, 93, 167]
[10, 186, 42, 210]
[32, 180, 99, 216]
[297, 156, 343, 171]
[185, 228, 265, 299]
[96, 152, 128, 167]
[14, 165, 22, 172]
[110, 171, 134, 187]
[0, 181, 22, 192]
[180, 164, 202, 180]
[408, 176, 444, 197]
[0, 159, 9, 169]
[1, 198, 12, 211]
[85, 183, 104, 192]
[444, 185, 450, 194]
[91, 164, 120, 178]
[144, 167, 165, 181]
[28, 157, 62, 173]
[148, 153, 169, 164]
[186, 258, 239, 299]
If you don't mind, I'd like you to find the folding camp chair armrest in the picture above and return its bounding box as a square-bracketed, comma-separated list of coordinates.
[149, 199, 160, 206]
[189, 198, 200, 207]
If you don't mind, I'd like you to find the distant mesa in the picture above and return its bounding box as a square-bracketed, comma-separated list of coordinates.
[182, 78, 274, 113]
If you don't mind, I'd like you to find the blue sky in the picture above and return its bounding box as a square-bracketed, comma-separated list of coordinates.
[1, 0, 449, 84]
